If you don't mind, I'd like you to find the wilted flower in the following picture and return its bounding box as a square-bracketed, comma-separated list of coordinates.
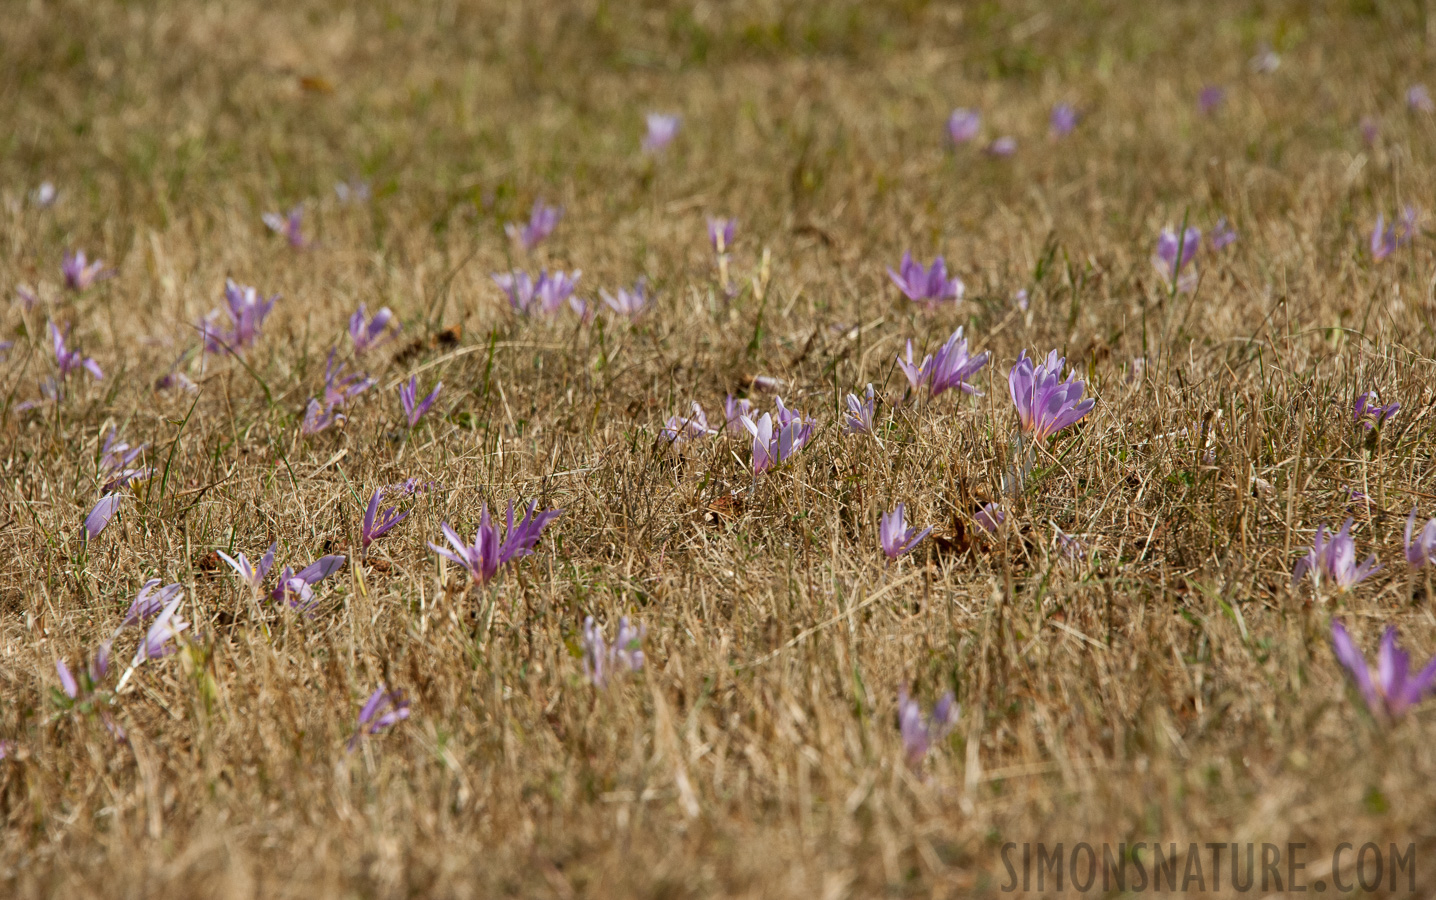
[362, 488, 408, 553]
[322, 351, 374, 409]
[1292, 519, 1380, 594]
[844, 384, 876, 435]
[1153, 226, 1201, 292]
[269, 555, 346, 613]
[1209, 218, 1238, 251]
[347, 685, 410, 751]
[660, 402, 714, 444]
[947, 109, 980, 145]
[201, 280, 278, 354]
[217, 542, 278, 593]
[132, 592, 189, 664]
[724, 394, 753, 435]
[400, 376, 442, 428]
[85, 494, 123, 539]
[897, 686, 959, 770]
[1409, 84, 1434, 113]
[430, 501, 563, 586]
[50, 323, 103, 381]
[642, 113, 680, 153]
[887, 253, 964, 308]
[1331, 619, 1436, 720]
[262, 205, 307, 249]
[349, 305, 399, 354]
[121, 580, 183, 629]
[505, 199, 563, 251]
[581, 616, 646, 688]
[740, 400, 814, 475]
[975, 502, 1005, 535]
[1405, 509, 1436, 569]
[1370, 207, 1419, 261]
[62, 251, 111, 292]
[1009, 350, 1095, 441]
[707, 217, 736, 254]
[880, 504, 931, 560]
[1198, 85, 1225, 114]
[601, 278, 649, 319]
[1354, 392, 1399, 430]
[1050, 102, 1078, 137]
[99, 429, 149, 493]
[985, 136, 1017, 157]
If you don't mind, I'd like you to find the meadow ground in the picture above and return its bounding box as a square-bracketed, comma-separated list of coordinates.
[4, 1, 1436, 896]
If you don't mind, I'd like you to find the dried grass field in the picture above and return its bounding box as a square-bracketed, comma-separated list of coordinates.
[5, 1, 1436, 896]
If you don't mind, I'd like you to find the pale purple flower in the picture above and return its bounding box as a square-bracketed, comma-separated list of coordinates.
[99, 430, 149, 493]
[601, 278, 649, 319]
[132, 592, 189, 664]
[15, 285, 39, 310]
[642, 113, 681, 153]
[495, 269, 581, 316]
[32, 181, 56, 207]
[399, 376, 442, 428]
[363, 488, 409, 553]
[739, 403, 814, 475]
[349, 305, 399, 354]
[262, 205, 307, 249]
[62, 251, 111, 292]
[217, 542, 278, 593]
[880, 504, 931, 560]
[887, 253, 964, 308]
[975, 502, 1005, 535]
[724, 394, 753, 435]
[947, 109, 980, 145]
[1292, 519, 1380, 593]
[56, 659, 79, 699]
[985, 136, 1017, 157]
[926, 327, 990, 397]
[844, 384, 876, 435]
[897, 686, 959, 769]
[1354, 392, 1399, 430]
[1370, 207, 1419, 261]
[85, 494, 123, 539]
[1050, 102, 1078, 136]
[429, 501, 564, 586]
[1053, 525, 1088, 562]
[1153, 226, 1201, 292]
[568, 296, 593, 324]
[322, 352, 374, 409]
[1008, 350, 1096, 441]
[660, 402, 714, 444]
[50, 323, 103, 381]
[1014, 289, 1029, 312]
[1409, 84, 1434, 113]
[301, 398, 344, 435]
[1331, 619, 1436, 720]
[1209, 218, 1238, 251]
[505, 199, 563, 251]
[201, 280, 277, 354]
[708, 217, 736, 254]
[1198, 85, 1225, 114]
[347, 684, 410, 750]
[334, 180, 371, 204]
[896, 339, 929, 393]
[1404, 509, 1436, 569]
[581, 616, 646, 688]
[269, 555, 346, 612]
[1360, 117, 1380, 147]
[121, 579, 183, 629]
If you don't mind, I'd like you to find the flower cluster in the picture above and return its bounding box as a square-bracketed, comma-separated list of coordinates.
[740, 398, 815, 474]
[1291, 519, 1379, 594]
[1007, 350, 1095, 441]
[494, 269, 583, 317]
[896, 327, 990, 397]
[430, 501, 563, 586]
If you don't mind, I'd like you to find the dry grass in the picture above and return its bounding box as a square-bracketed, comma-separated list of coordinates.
[4, 1, 1436, 896]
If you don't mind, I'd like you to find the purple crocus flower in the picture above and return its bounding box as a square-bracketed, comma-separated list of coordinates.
[985, 136, 1017, 157]
[99, 430, 149, 493]
[724, 394, 753, 435]
[495, 270, 581, 316]
[1331, 619, 1436, 720]
[1050, 102, 1078, 137]
[581, 616, 646, 688]
[1370, 207, 1419, 261]
[399, 376, 442, 428]
[1008, 350, 1096, 441]
[121, 579, 183, 629]
[349, 305, 399, 354]
[262, 205, 307, 249]
[62, 251, 111, 292]
[301, 398, 344, 435]
[1153, 226, 1201, 293]
[1209, 218, 1238, 251]
[601, 278, 649, 319]
[1292, 519, 1380, 593]
[947, 109, 980, 145]
[1408, 84, 1434, 113]
[217, 542, 278, 593]
[85, 494, 123, 539]
[322, 352, 374, 409]
[1198, 85, 1225, 114]
[880, 504, 931, 560]
[740, 401, 814, 475]
[844, 384, 876, 435]
[1354, 392, 1400, 430]
[1014, 289, 1029, 313]
[660, 402, 714, 444]
[897, 339, 929, 393]
[887, 253, 964, 308]
[975, 502, 1005, 535]
[1405, 509, 1436, 569]
[50, 323, 103, 381]
[708, 217, 736, 254]
[201, 280, 278, 354]
[363, 488, 408, 552]
[897, 686, 959, 770]
[132, 592, 189, 664]
[429, 501, 564, 586]
[642, 113, 681, 153]
[926, 327, 990, 397]
[269, 555, 346, 612]
[347, 685, 411, 751]
[505, 200, 563, 251]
